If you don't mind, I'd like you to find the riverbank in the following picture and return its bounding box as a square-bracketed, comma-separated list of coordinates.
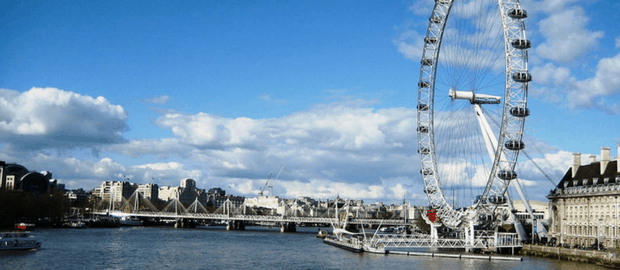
[520, 244, 620, 268]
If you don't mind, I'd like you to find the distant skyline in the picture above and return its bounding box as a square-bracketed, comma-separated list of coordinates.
[1, 0, 619, 205]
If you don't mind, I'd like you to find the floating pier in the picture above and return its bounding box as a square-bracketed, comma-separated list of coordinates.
[390, 251, 522, 261]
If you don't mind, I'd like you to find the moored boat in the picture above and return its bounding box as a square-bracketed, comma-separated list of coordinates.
[316, 229, 328, 239]
[0, 231, 41, 251]
[323, 235, 364, 253]
[119, 216, 143, 226]
[63, 221, 86, 228]
[14, 223, 35, 231]
[88, 217, 120, 228]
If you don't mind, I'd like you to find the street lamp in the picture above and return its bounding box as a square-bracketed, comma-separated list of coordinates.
[598, 218, 603, 251]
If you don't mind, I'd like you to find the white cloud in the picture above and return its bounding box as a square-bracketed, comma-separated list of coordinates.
[530, 63, 571, 104]
[535, 6, 604, 62]
[94, 103, 419, 202]
[258, 94, 287, 104]
[106, 138, 192, 159]
[0, 86, 559, 204]
[407, 0, 434, 16]
[156, 113, 262, 149]
[0, 87, 127, 150]
[530, 47, 620, 114]
[527, 0, 580, 13]
[16, 153, 204, 189]
[517, 150, 573, 182]
[567, 53, 620, 113]
[134, 162, 184, 171]
[142, 95, 171, 104]
[532, 63, 571, 86]
[278, 179, 387, 201]
[393, 29, 425, 61]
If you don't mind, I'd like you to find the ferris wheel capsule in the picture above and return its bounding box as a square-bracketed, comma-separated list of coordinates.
[511, 39, 532, 49]
[488, 195, 507, 205]
[505, 140, 525, 151]
[510, 107, 530, 117]
[512, 72, 532, 82]
[508, 8, 528, 19]
[498, 170, 518, 181]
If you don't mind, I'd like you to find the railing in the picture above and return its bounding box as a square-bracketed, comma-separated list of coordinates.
[93, 210, 414, 226]
[365, 232, 521, 250]
[494, 233, 520, 247]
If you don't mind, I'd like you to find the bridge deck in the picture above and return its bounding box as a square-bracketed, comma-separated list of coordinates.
[94, 211, 413, 226]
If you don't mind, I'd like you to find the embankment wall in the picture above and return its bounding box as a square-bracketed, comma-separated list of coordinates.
[520, 244, 620, 268]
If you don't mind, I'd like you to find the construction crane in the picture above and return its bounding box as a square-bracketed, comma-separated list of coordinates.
[259, 164, 284, 197]
[259, 173, 272, 196]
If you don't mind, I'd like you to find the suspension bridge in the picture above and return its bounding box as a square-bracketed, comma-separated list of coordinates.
[90, 189, 414, 232]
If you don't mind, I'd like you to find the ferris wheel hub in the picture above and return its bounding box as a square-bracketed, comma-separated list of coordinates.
[448, 88, 501, 105]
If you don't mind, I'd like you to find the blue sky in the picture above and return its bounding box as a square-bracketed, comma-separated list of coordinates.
[1, 0, 619, 206]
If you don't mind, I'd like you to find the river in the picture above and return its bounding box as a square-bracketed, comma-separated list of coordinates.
[0, 226, 609, 269]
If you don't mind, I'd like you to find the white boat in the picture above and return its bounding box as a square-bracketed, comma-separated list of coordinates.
[119, 216, 143, 226]
[64, 221, 86, 228]
[0, 232, 41, 251]
[379, 227, 395, 233]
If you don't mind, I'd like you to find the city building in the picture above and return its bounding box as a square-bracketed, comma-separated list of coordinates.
[244, 195, 282, 210]
[65, 188, 91, 205]
[512, 200, 549, 223]
[0, 161, 51, 194]
[547, 145, 620, 248]
[159, 178, 208, 205]
[93, 181, 136, 202]
[207, 192, 244, 209]
[137, 183, 159, 201]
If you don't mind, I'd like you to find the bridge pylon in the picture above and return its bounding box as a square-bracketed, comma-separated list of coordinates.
[226, 220, 245, 231]
[280, 222, 296, 233]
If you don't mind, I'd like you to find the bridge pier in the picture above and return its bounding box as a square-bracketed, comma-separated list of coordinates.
[175, 218, 196, 228]
[226, 220, 245, 231]
[280, 222, 296, 233]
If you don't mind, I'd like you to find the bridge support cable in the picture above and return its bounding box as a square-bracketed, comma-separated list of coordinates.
[473, 99, 536, 245]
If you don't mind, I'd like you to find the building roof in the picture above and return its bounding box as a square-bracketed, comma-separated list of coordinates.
[556, 160, 619, 188]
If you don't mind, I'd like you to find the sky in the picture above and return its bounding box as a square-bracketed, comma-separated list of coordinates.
[1, 0, 619, 206]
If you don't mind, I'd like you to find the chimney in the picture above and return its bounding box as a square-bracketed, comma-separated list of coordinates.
[617, 143, 620, 173]
[572, 153, 581, 178]
[601, 147, 610, 175]
[589, 155, 597, 164]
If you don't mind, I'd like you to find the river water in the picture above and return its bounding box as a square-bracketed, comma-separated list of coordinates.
[0, 226, 609, 269]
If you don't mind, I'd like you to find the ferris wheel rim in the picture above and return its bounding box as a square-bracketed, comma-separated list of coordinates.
[416, 0, 530, 229]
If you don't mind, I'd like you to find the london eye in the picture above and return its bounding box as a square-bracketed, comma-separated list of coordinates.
[417, 0, 531, 230]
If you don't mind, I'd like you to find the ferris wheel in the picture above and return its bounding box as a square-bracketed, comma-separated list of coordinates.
[417, 0, 531, 229]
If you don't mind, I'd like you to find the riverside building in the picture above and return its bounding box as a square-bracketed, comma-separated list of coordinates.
[93, 181, 136, 202]
[547, 145, 620, 248]
[159, 178, 208, 205]
[0, 161, 53, 194]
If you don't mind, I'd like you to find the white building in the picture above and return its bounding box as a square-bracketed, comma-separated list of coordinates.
[93, 181, 135, 202]
[137, 183, 159, 201]
[159, 178, 208, 205]
[547, 145, 620, 248]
